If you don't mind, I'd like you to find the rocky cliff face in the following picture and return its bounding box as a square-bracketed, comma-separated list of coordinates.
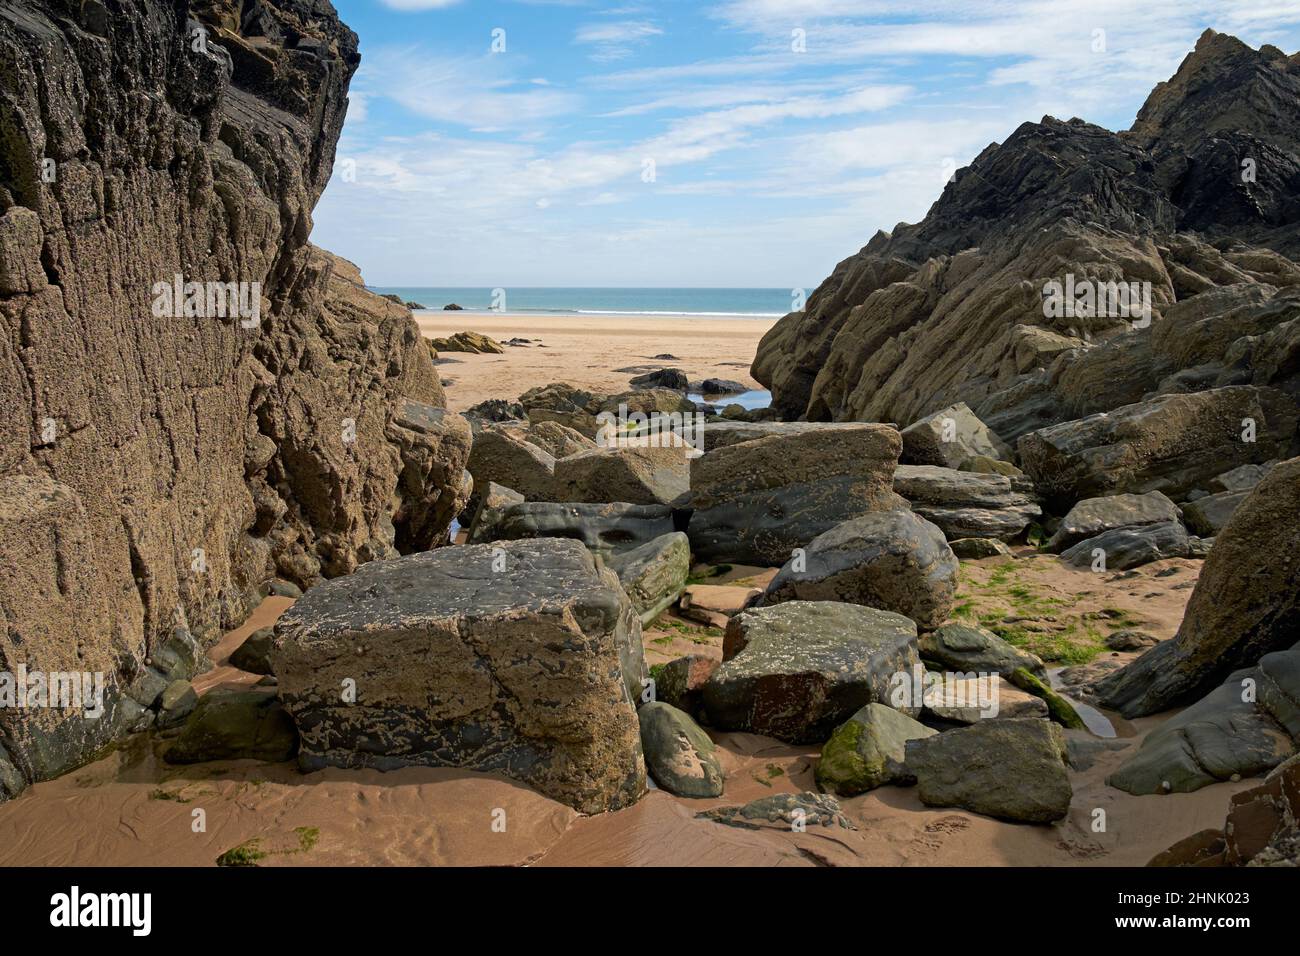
[753, 32, 1300, 434]
[0, 0, 469, 797]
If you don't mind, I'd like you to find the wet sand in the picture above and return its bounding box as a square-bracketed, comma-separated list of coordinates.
[414, 312, 775, 411]
[0, 556, 1250, 867]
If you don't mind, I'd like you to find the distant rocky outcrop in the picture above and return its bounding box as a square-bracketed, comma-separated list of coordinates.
[752, 32, 1300, 448]
[428, 331, 505, 354]
[0, 1, 468, 797]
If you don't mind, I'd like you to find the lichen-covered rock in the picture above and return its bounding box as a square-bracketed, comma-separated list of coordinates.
[950, 537, 1013, 559]
[925, 676, 1049, 724]
[701, 602, 919, 743]
[816, 703, 936, 796]
[638, 701, 724, 798]
[164, 690, 298, 764]
[157, 681, 199, 730]
[697, 792, 855, 830]
[761, 511, 959, 629]
[525, 420, 596, 458]
[688, 423, 906, 565]
[1006, 668, 1085, 729]
[606, 533, 691, 625]
[1098, 458, 1300, 716]
[905, 718, 1072, 823]
[270, 538, 647, 813]
[467, 427, 561, 500]
[893, 465, 1040, 541]
[900, 402, 1012, 468]
[1046, 491, 1183, 552]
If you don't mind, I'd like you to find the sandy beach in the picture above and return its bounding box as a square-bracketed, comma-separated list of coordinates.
[414, 312, 776, 411]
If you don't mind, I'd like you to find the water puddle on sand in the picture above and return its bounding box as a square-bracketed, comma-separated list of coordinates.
[1048, 668, 1118, 738]
[689, 388, 771, 410]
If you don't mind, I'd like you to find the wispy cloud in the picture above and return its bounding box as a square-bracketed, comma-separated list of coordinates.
[574, 20, 663, 60]
[313, 1, 1300, 285]
[377, 0, 464, 11]
[356, 47, 580, 128]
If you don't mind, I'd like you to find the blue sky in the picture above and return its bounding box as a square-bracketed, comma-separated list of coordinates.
[314, 0, 1300, 287]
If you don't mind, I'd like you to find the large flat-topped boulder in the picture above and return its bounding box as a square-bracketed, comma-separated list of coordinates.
[1018, 386, 1298, 508]
[698, 420, 876, 453]
[688, 423, 905, 565]
[270, 538, 648, 813]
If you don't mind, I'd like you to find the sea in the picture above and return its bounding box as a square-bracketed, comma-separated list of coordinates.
[368, 287, 793, 318]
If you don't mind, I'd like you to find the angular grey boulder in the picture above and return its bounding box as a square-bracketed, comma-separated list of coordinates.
[905, 718, 1072, 823]
[893, 465, 1040, 541]
[919, 622, 1049, 680]
[638, 701, 724, 798]
[270, 538, 648, 813]
[1181, 489, 1249, 536]
[466, 426, 560, 500]
[900, 402, 1012, 469]
[1046, 491, 1182, 552]
[688, 423, 906, 565]
[700, 601, 920, 743]
[554, 443, 691, 506]
[606, 532, 691, 625]
[492, 501, 677, 555]
[1059, 520, 1193, 570]
[761, 511, 959, 629]
[1207, 462, 1274, 493]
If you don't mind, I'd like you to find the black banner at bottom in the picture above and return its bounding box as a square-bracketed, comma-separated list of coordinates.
[4, 864, 1283, 942]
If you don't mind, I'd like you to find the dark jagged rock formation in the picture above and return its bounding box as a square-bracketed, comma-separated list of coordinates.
[753, 32, 1300, 437]
[0, 1, 469, 798]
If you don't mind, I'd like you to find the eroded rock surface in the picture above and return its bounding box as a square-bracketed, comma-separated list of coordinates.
[0, 1, 467, 795]
[271, 538, 648, 814]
